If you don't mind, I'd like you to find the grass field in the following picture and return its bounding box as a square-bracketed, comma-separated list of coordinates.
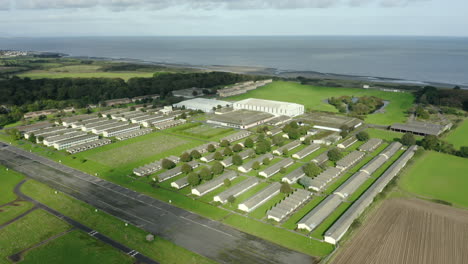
[21, 230, 133, 264]
[17, 64, 156, 81]
[444, 120, 468, 148]
[0, 201, 34, 225]
[0, 210, 71, 260]
[0, 165, 25, 204]
[21, 180, 216, 264]
[87, 133, 190, 167]
[399, 151, 468, 208]
[227, 81, 414, 125]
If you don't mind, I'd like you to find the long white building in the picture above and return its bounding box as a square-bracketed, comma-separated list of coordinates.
[233, 98, 304, 117]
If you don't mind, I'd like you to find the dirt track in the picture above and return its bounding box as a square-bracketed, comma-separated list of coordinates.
[332, 198, 468, 264]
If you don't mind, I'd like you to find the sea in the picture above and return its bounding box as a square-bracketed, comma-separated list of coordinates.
[1, 36, 468, 86]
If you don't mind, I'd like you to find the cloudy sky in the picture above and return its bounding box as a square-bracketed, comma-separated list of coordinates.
[0, 0, 466, 37]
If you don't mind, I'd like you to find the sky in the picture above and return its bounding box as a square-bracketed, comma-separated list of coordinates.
[0, 0, 467, 37]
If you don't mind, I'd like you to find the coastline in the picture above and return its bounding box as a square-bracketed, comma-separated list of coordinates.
[78, 55, 463, 89]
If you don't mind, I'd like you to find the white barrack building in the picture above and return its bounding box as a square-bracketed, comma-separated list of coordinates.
[233, 99, 304, 117]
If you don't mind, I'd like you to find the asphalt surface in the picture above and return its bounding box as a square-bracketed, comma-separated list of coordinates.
[0, 144, 317, 264]
[12, 180, 157, 264]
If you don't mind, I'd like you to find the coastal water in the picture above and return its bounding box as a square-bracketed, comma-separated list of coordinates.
[1, 36, 467, 85]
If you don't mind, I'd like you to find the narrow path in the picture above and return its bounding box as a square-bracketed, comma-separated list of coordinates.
[8, 227, 76, 263]
[0, 206, 38, 229]
[14, 180, 159, 264]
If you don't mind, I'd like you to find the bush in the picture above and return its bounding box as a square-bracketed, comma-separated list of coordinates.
[211, 161, 224, 175]
[190, 150, 202, 160]
[400, 132, 416, 146]
[188, 172, 200, 186]
[161, 159, 176, 170]
[263, 157, 271, 165]
[224, 178, 231, 187]
[356, 131, 369, 141]
[227, 195, 236, 204]
[207, 144, 216, 153]
[214, 151, 224, 161]
[181, 163, 193, 174]
[199, 167, 213, 181]
[180, 152, 192, 162]
[327, 148, 342, 162]
[223, 147, 233, 156]
[252, 161, 261, 170]
[244, 138, 254, 148]
[232, 154, 243, 166]
[232, 144, 243, 152]
[220, 140, 230, 148]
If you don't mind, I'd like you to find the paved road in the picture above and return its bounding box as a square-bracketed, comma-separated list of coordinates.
[0, 143, 317, 264]
[11, 180, 157, 264]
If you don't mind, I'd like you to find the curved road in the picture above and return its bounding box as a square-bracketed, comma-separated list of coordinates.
[0, 143, 316, 264]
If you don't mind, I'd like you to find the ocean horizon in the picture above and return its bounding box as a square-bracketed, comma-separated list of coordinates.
[1, 36, 468, 85]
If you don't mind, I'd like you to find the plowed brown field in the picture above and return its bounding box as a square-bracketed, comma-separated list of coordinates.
[332, 198, 468, 264]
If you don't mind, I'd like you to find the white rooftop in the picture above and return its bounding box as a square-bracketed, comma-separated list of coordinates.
[235, 98, 303, 110]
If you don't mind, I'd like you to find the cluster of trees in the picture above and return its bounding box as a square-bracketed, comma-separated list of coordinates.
[415, 86, 468, 111]
[282, 122, 308, 140]
[399, 132, 467, 158]
[328, 95, 384, 116]
[187, 163, 225, 186]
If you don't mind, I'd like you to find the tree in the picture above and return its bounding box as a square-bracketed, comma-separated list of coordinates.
[181, 163, 193, 174]
[244, 138, 254, 148]
[28, 133, 36, 143]
[421, 135, 439, 150]
[252, 161, 261, 170]
[340, 130, 349, 138]
[199, 167, 213, 181]
[161, 159, 176, 170]
[224, 178, 232, 187]
[280, 167, 287, 174]
[180, 152, 192, 162]
[282, 148, 289, 157]
[232, 154, 243, 166]
[211, 161, 224, 175]
[223, 147, 233, 156]
[327, 148, 342, 162]
[214, 151, 224, 161]
[288, 129, 300, 140]
[280, 182, 293, 194]
[303, 162, 321, 177]
[356, 131, 369, 142]
[460, 146, 468, 158]
[263, 157, 271, 165]
[188, 172, 200, 186]
[232, 143, 243, 152]
[220, 140, 230, 148]
[401, 133, 416, 146]
[207, 144, 216, 153]
[190, 150, 202, 160]
[227, 195, 236, 204]
[272, 135, 285, 147]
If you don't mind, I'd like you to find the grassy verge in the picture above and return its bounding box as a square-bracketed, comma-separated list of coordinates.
[20, 180, 217, 264]
[20, 230, 133, 264]
[0, 210, 71, 260]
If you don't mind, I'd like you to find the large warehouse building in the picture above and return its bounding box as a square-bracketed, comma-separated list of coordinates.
[173, 98, 232, 113]
[233, 99, 304, 117]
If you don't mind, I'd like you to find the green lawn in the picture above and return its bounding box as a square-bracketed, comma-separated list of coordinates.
[399, 151, 468, 208]
[0, 165, 25, 204]
[366, 128, 423, 142]
[0, 201, 34, 225]
[227, 81, 414, 125]
[0, 209, 71, 260]
[445, 120, 468, 148]
[21, 230, 133, 264]
[86, 133, 192, 167]
[20, 180, 217, 264]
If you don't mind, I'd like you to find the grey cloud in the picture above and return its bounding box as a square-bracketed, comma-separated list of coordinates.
[7, 0, 428, 11]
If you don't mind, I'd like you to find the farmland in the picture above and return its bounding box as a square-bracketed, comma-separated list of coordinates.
[227, 81, 414, 125]
[445, 120, 468, 148]
[331, 198, 468, 264]
[399, 151, 468, 208]
[16, 64, 157, 81]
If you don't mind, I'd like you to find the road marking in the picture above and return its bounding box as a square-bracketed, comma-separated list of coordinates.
[88, 230, 98, 236]
[3, 147, 239, 240]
